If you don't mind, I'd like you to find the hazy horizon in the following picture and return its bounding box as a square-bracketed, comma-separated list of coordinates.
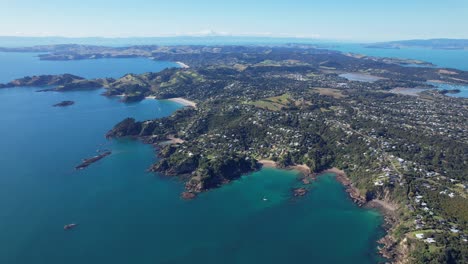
[1, 35, 467, 42]
[2, 0, 468, 42]
[1, 35, 468, 49]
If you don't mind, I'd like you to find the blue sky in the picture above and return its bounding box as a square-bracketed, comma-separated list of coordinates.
[2, 0, 468, 41]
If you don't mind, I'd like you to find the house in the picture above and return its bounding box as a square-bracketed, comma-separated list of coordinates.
[425, 238, 436, 243]
[374, 180, 384, 186]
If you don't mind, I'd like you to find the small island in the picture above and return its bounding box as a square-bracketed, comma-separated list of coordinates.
[75, 151, 111, 170]
[53, 100, 75, 107]
[438, 89, 461, 95]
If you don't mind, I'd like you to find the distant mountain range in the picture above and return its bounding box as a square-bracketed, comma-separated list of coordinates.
[366, 39, 468, 50]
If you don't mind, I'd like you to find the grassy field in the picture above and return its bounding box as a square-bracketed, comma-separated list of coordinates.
[160, 71, 203, 88]
[249, 94, 295, 111]
[312, 88, 346, 99]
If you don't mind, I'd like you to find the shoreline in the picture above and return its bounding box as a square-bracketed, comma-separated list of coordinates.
[166, 97, 197, 108]
[258, 159, 277, 167]
[322, 167, 367, 205]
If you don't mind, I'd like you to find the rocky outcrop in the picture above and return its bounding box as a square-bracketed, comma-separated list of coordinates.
[331, 169, 366, 206]
[181, 192, 197, 200]
[105, 118, 142, 138]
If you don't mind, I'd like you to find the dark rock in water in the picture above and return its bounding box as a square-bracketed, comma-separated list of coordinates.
[293, 187, 308, 197]
[181, 192, 197, 200]
[75, 151, 111, 170]
[53, 100, 75, 107]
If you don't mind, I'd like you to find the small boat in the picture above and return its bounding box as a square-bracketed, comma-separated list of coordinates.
[64, 223, 78, 230]
[262, 197, 268, 201]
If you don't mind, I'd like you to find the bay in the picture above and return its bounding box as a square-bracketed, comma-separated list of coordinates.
[0, 53, 385, 264]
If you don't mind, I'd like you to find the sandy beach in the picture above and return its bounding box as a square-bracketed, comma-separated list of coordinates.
[166, 135, 185, 144]
[258, 159, 277, 168]
[176, 61, 190, 68]
[167, 97, 197, 108]
[258, 160, 312, 176]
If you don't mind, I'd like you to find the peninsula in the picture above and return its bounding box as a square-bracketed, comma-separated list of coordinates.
[1, 44, 467, 263]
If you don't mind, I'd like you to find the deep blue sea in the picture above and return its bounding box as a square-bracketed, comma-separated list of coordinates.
[0, 43, 466, 263]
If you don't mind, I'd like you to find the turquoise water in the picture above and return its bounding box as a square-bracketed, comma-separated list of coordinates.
[0, 54, 386, 263]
